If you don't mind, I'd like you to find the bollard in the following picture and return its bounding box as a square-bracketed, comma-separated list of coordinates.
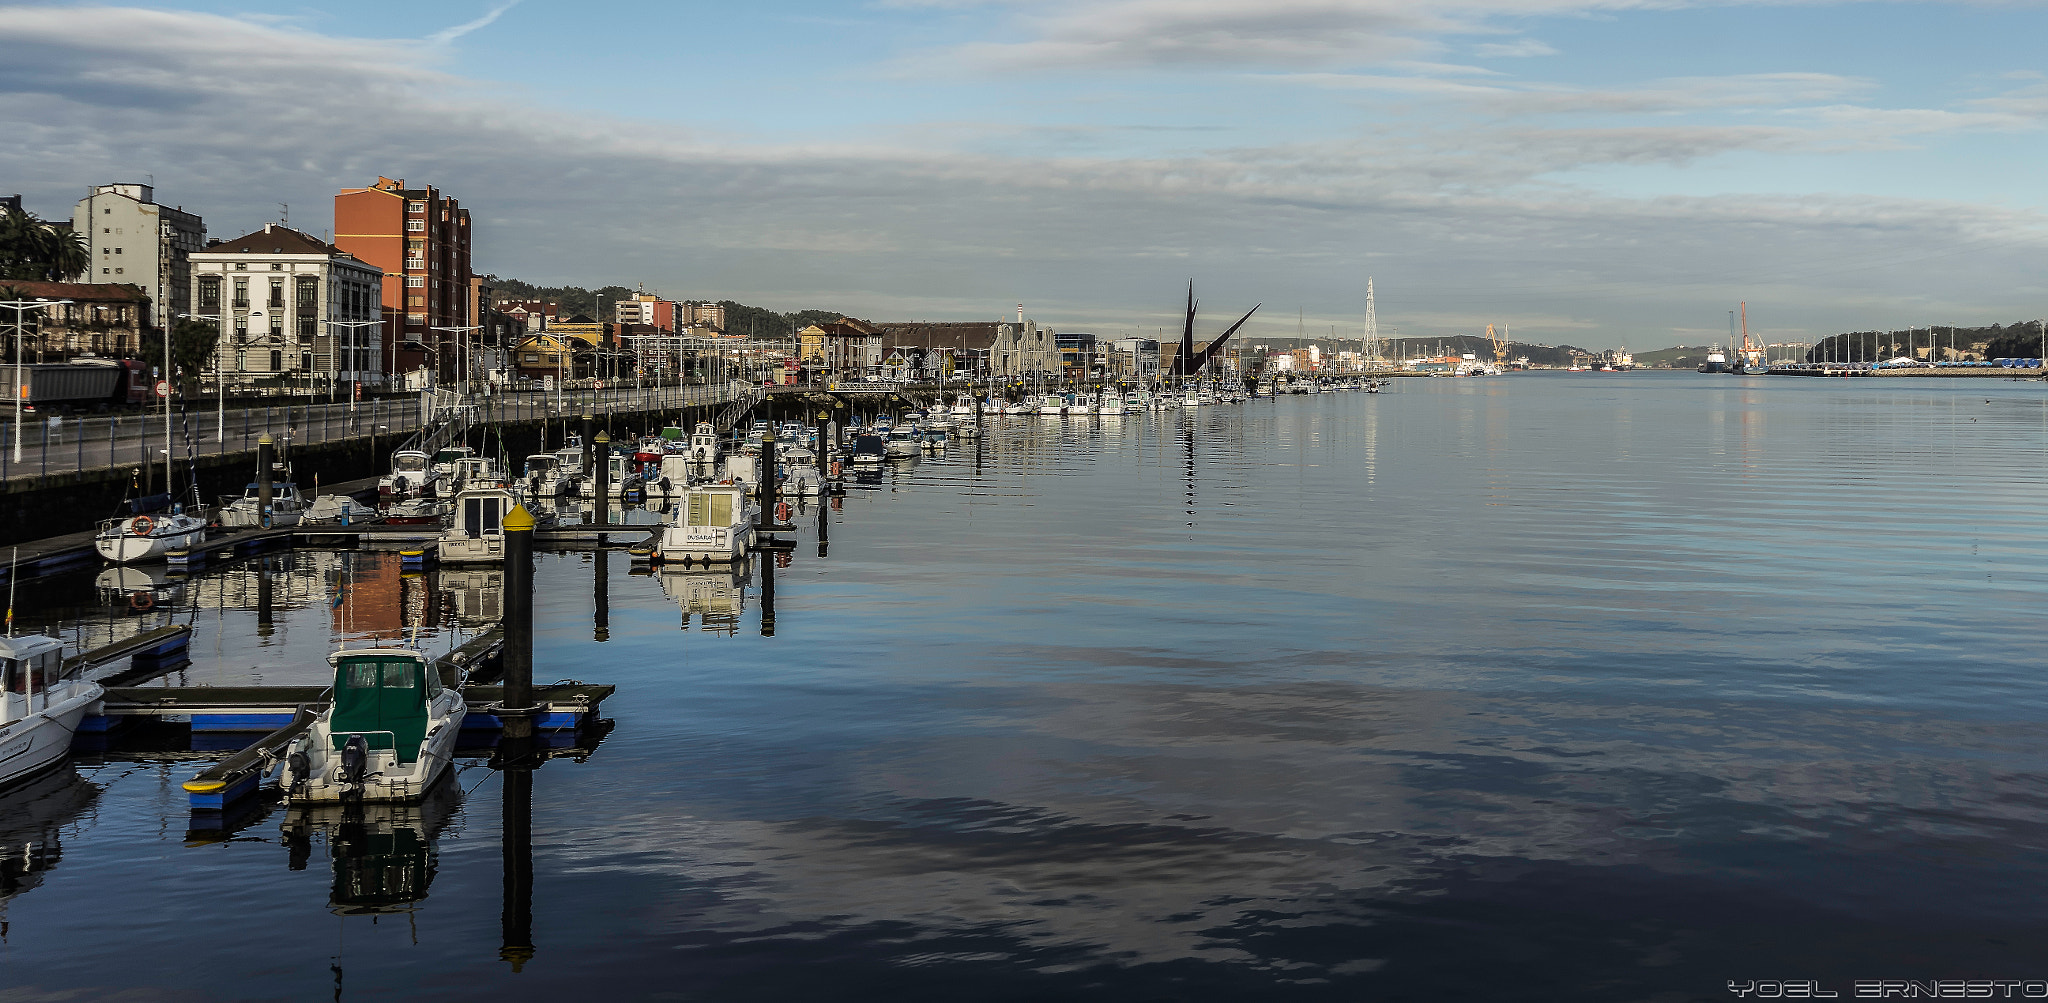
[760, 424, 778, 529]
[501, 504, 536, 742]
[593, 431, 611, 526]
[257, 434, 274, 528]
[581, 413, 594, 475]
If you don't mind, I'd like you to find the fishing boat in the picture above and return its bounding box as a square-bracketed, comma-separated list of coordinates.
[521, 453, 571, 498]
[94, 494, 208, 564]
[1036, 393, 1066, 416]
[780, 446, 826, 496]
[0, 633, 103, 790]
[950, 397, 976, 417]
[379, 450, 434, 500]
[218, 481, 307, 528]
[276, 646, 465, 805]
[655, 483, 756, 564]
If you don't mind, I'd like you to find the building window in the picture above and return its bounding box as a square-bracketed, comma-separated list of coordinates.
[270, 319, 283, 338]
[235, 263, 247, 270]
[270, 349, 282, 372]
[269, 281, 283, 307]
[406, 276, 424, 288]
[232, 278, 248, 307]
[407, 220, 425, 232]
[234, 314, 248, 338]
[408, 201, 425, 212]
[114, 268, 123, 274]
[114, 247, 122, 254]
[296, 276, 317, 307]
[299, 318, 316, 340]
[235, 348, 246, 371]
[272, 263, 283, 271]
[199, 277, 220, 310]
[407, 296, 424, 308]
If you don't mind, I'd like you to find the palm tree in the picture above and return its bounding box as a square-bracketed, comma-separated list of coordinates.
[0, 206, 88, 281]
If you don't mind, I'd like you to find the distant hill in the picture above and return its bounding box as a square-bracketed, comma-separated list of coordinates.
[1633, 345, 1713, 368]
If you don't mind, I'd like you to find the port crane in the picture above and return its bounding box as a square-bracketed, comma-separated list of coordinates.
[1486, 324, 1510, 369]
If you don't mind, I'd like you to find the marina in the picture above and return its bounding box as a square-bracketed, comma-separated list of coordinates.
[0, 375, 2041, 997]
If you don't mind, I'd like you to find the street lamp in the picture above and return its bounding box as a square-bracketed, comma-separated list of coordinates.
[430, 324, 482, 397]
[330, 319, 383, 412]
[176, 313, 224, 442]
[3, 298, 70, 464]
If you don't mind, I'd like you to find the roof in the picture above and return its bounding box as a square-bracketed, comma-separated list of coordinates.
[874, 321, 1001, 352]
[0, 280, 149, 303]
[202, 224, 364, 262]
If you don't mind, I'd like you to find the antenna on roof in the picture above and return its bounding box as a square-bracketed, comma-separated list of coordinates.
[278, 203, 288, 226]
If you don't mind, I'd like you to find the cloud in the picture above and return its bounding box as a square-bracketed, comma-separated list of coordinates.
[1474, 38, 1558, 57]
[425, 0, 520, 46]
[3, 6, 2045, 346]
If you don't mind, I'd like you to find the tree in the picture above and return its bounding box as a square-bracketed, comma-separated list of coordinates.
[0, 207, 87, 282]
[140, 317, 220, 394]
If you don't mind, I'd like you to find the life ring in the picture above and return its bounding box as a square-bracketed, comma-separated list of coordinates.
[128, 591, 154, 610]
[775, 501, 791, 522]
[130, 515, 154, 536]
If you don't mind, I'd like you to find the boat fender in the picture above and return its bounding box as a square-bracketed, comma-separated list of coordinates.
[131, 515, 154, 536]
[128, 591, 154, 610]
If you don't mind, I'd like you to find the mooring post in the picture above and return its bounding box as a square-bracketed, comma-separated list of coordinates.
[581, 413, 594, 476]
[501, 503, 535, 742]
[760, 424, 778, 529]
[257, 434, 274, 528]
[593, 431, 610, 527]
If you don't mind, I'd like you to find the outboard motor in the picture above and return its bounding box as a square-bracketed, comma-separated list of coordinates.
[339, 733, 369, 786]
[393, 474, 408, 495]
[287, 746, 311, 799]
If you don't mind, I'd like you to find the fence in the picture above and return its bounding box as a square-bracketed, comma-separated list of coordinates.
[0, 381, 755, 484]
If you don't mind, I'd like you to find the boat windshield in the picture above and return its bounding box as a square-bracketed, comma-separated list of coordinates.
[330, 654, 436, 762]
[526, 456, 556, 473]
[685, 491, 735, 527]
[394, 454, 428, 472]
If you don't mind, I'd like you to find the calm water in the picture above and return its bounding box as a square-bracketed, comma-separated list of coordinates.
[4, 374, 2047, 1001]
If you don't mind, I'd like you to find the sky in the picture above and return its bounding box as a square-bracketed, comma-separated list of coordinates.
[5, 1, 2048, 348]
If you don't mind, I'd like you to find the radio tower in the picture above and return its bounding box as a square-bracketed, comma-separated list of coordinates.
[1363, 277, 1380, 371]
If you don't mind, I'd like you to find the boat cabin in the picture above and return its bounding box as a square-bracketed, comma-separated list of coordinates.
[233, 481, 301, 504]
[454, 488, 515, 541]
[451, 456, 502, 488]
[391, 451, 430, 477]
[325, 649, 439, 764]
[523, 454, 557, 479]
[0, 634, 66, 720]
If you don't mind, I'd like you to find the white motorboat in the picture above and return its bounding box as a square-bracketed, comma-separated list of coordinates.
[521, 453, 572, 498]
[303, 493, 383, 526]
[218, 481, 307, 528]
[1095, 392, 1122, 415]
[0, 633, 103, 790]
[883, 427, 921, 457]
[656, 483, 756, 564]
[950, 398, 976, 417]
[426, 446, 475, 494]
[95, 502, 208, 564]
[642, 454, 696, 497]
[723, 452, 761, 493]
[277, 646, 465, 805]
[437, 485, 549, 563]
[578, 451, 643, 499]
[1036, 394, 1066, 416]
[379, 450, 435, 500]
[383, 496, 448, 526]
[684, 422, 722, 479]
[779, 446, 826, 496]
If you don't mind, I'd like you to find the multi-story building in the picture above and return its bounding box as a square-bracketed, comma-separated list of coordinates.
[189, 224, 384, 388]
[795, 318, 883, 379]
[615, 294, 676, 331]
[333, 177, 473, 382]
[71, 183, 205, 320]
[990, 308, 1058, 378]
[1, 281, 151, 361]
[1111, 338, 1161, 380]
[677, 300, 724, 331]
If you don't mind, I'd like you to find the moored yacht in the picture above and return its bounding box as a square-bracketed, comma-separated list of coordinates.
[218, 481, 307, 528]
[379, 450, 434, 499]
[0, 633, 102, 790]
[655, 483, 756, 564]
[95, 496, 208, 564]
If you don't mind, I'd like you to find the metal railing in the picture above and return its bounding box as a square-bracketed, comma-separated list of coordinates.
[0, 381, 755, 485]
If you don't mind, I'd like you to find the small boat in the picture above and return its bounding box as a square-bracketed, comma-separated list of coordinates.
[950, 398, 976, 417]
[437, 485, 549, 564]
[849, 433, 885, 466]
[277, 646, 465, 805]
[1036, 394, 1066, 416]
[95, 494, 208, 564]
[379, 450, 434, 500]
[426, 447, 475, 495]
[521, 453, 571, 498]
[685, 422, 721, 480]
[1002, 399, 1031, 415]
[918, 427, 948, 452]
[218, 481, 307, 528]
[303, 493, 383, 526]
[656, 483, 756, 564]
[383, 497, 447, 525]
[0, 633, 102, 790]
[883, 427, 920, 457]
[779, 446, 826, 496]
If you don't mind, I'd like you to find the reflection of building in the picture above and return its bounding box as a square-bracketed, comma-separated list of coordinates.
[0, 770, 98, 910]
[658, 563, 749, 634]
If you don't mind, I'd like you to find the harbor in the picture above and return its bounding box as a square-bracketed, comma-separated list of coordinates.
[0, 374, 2040, 997]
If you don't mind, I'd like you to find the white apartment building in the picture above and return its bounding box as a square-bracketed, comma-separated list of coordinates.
[72, 182, 206, 318]
[189, 224, 385, 388]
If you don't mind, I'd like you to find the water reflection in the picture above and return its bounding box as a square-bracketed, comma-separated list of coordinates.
[281, 780, 461, 917]
[0, 769, 97, 922]
[655, 560, 752, 634]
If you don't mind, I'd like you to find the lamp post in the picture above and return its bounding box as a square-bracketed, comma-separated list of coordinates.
[431, 324, 482, 398]
[4, 298, 70, 465]
[329, 319, 383, 414]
